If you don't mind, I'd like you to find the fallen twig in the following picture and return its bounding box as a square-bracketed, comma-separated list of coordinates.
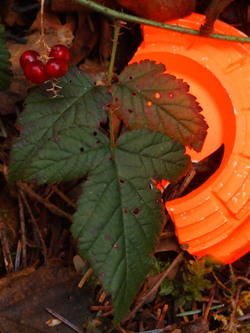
[46, 307, 83, 333]
[18, 192, 27, 267]
[17, 181, 72, 220]
[19, 189, 48, 261]
[124, 252, 184, 322]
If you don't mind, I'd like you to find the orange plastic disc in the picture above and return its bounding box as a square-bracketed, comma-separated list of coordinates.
[130, 13, 250, 263]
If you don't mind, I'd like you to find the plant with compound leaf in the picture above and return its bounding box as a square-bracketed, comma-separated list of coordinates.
[4, 3, 209, 324]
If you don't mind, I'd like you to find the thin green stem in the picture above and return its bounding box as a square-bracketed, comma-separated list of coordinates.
[74, 0, 250, 43]
[108, 20, 121, 85]
[108, 21, 121, 148]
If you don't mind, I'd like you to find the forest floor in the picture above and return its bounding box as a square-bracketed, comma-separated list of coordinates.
[0, 1, 249, 332]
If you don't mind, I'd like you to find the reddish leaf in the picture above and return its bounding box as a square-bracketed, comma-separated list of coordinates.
[113, 60, 208, 152]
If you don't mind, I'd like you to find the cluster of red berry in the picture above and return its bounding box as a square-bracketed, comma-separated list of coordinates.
[19, 44, 70, 84]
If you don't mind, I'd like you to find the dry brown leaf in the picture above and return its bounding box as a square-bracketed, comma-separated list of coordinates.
[181, 318, 209, 333]
[0, 259, 94, 333]
[69, 12, 99, 65]
[115, 0, 196, 22]
[155, 237, 181, 254]
[29, 11, 75, 47]
[3, 0, 25, 26]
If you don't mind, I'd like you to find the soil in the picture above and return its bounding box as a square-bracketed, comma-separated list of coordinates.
[0, 1, 249, 332]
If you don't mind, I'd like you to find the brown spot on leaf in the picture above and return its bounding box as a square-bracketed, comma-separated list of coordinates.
[98, 272, 106, 280]
[53, 136, 60, 142]
[133, 207, 141, 215]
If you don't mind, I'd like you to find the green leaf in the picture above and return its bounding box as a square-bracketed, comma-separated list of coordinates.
[9, 64, 191, 323]
[0, 25, 11, 90]
[12, 126, 110, 183]
[113, 60, 208, 152]
[72, 128, 191, 323]
[9, 68, 111, 183]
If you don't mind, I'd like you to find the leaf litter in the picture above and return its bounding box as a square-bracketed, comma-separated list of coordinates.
[0, 1, 249, 332]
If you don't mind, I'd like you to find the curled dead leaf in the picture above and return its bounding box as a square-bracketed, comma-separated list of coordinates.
[115, 0, 196, 22]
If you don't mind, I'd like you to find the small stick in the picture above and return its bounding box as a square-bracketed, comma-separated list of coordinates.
[191, 302, 198, 320]
[17, 182, 72, 220]
[200, 0, 234, 37]
[98, 290, 107, 303]
[101, 308, 114, 317]
[124, 252, 184, 321]
[0, 217, 14, 273]
[39, 0, 50, 55]
[51, 184, 76, 208]
[238, 314, 250, 321]
[18, 193, 27, 267]
[179, 307, 189, 323]
[227, 283, 243, 331]
[45, 307, 83, 333]
[150, 300, 167, 312]
[78, 267, 93, 288]
[156, 304, 169, 329]
[19, 189, 48, 261]
[90, 305, 113, 311]
[117, 326, 127, 333]
[14, 240, 22, 271]
[212, 270, 232, 295]
[234, 276, 250, 284]
[203, 287, 215, 322]
[174, 169, 196, 198]
[227, 263, 250, 331]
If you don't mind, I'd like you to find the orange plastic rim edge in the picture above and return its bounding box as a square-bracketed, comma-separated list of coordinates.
[130, 13, 250, 263]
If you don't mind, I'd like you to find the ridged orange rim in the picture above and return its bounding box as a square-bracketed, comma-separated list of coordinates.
[130, 13, 250, 263]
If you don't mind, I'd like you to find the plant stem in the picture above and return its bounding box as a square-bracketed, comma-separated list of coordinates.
[74, 0, 250, 43]
[108, 21, 121, 148]
[107, 20, 120, 85]
[200, 0, 234, 36]
[40, 0, 46, 54]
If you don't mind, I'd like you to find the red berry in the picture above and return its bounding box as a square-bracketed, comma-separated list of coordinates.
[19, 50, 40, 69]
[23, 60, 48, 84]
[49, 44, 70, 62]
[45, 59, 68, 78]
